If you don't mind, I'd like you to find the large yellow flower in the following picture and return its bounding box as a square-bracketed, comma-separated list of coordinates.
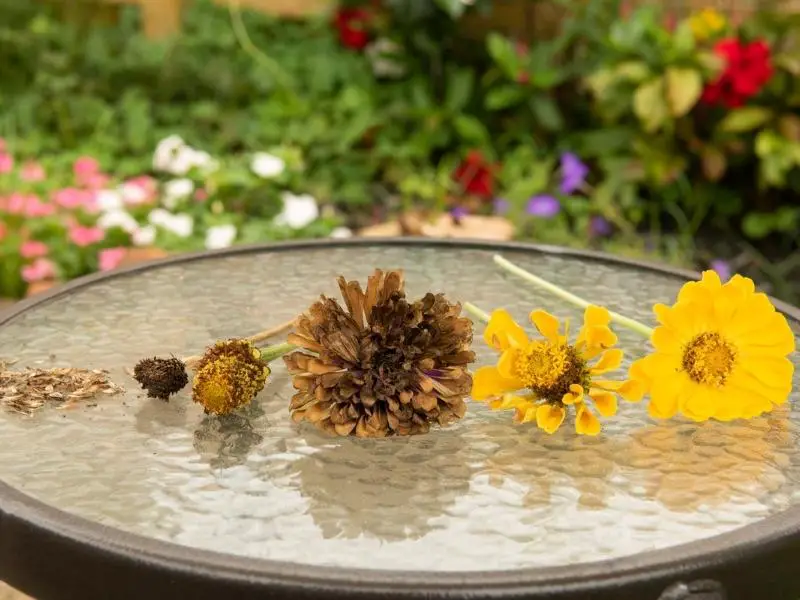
[629, 270, 796, 422]
[472, 306, 641, 435]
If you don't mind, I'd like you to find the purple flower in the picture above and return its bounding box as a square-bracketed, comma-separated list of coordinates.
[710, 259, 732, 281]
[559, 152, 589, 195]
[493, 197, 510, 215]
[589, 215, 612, 237]
[450, 206, 469, 220]
[526, 195, 561, 218]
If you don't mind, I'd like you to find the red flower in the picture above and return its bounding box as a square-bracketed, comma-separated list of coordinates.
[702, 38, 773, 108]
[453, 150, 496, 199]
[335, 7, 372, 50]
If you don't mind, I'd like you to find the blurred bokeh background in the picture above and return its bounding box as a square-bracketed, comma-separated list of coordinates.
[0, 0, 799, 310]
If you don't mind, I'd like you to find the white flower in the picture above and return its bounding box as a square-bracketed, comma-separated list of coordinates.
[163, 214, 194, 238]
[121, 182, 150, 206]
[95, 190, 124, 212]
[204, 224, 237, 250]
[330, 226, 353, 239]
[153, 135, 186, 173]
[251, 153, 286, 178]
[132, 225, 156, 247]
[148, 208, 172, 227]
[366, 39, 406, 78]
[162, 178, 194, 209]
[147, 209, 194, 238]
[274, 192, 319, 230]
[97, 210, 139, 233]
[189, 149, 219, 173]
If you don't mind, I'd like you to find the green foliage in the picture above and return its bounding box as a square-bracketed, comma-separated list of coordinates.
[1, 0, 799, 301]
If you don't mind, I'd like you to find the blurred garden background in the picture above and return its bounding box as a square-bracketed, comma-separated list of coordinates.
[1, 0, 799, 307]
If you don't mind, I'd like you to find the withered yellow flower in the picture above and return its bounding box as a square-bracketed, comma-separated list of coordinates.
[472, 306, 641, 436]
[629, 270, 795, 421]
[192, 339, 271, 415]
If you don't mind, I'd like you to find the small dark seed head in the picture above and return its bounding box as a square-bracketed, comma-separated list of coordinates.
[133, 357, 189, 401]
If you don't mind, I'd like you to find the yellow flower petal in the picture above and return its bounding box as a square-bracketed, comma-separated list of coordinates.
[584, 305, 611, 328]
[647, 374, 685, 419]
[562, 383, 584, 405]
[579, 325, 618, 352]
[651, 325, 683, 353]
[472, 365, 523, 400]
[536, 403, 565, 434]
[593, 379, 645, 402]
[739, 356, 794, 393]
[492, 393, 533, 411]
[589, 389, 618, 417]
[497, 348, 519, 379]
[590, 348, 623, 374]
[575, 404, 601, 436]
[529, 309, 560, 343]
[516, 404, 539, 423]
[484, 309, 529, 351]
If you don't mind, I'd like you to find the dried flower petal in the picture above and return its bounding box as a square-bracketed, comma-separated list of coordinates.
[284, 269, 475, 437]
[133, 357, 189, 400]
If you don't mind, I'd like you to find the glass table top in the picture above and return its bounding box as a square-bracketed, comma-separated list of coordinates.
[0, 243, 798, 572]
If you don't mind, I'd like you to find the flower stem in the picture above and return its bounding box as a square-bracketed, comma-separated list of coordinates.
[463, 302, 491, 324]
[259, 342, 295, 363]
[492, 254, 654, 338]
[182, 319, 296, 369]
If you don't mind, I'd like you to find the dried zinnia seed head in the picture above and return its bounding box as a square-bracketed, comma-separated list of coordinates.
[192, 339, 271, 416]
[133, 357, 189, 401]
[284, 269, 476, 438]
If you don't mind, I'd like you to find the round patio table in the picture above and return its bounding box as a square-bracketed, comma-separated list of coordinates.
[0, 239, 799, 600]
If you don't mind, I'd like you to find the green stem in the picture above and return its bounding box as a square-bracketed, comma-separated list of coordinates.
[258, 342, 296, 363]
[492, 254, 654, 339]
[463, 302, 491, 324]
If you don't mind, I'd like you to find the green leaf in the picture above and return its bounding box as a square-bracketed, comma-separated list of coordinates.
[485, 85, 526, 110]
[445, 69, 475, 113]
[671, 21, 695, 55]
[486, 33, 519, 79]
[453, 115, 489, 143]
[633, 77, 668, 132]
[718, 107, 773, 133]
[700, 146, 727, 181]
[433, 0, 466, 19]
[665, 67, 702, 117]
[742, 212, 775, 239]
[528, 95, 563, 131]
[614, 60, 650, 83]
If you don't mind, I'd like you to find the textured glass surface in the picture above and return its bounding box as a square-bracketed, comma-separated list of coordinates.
[0, 244, 798, 572]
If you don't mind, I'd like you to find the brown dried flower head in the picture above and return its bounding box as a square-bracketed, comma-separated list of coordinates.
[284, 269, 475, 438]
[133, 357, 189, 400]
[192, 339, 271, 416]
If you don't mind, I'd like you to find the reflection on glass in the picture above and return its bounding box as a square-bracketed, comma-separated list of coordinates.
[193, 401, 266, 469]
[295, 428, 473, 541]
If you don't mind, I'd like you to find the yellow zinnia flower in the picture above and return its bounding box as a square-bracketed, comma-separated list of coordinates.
[628, 270, 796, 422]
[472, 306, 641, 436]
[689, 8, 726, 41]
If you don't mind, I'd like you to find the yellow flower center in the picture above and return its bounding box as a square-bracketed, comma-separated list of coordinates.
[682, 332, 737, 387]
[514, 341, 588, 402]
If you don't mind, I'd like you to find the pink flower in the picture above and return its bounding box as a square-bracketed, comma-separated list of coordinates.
[21, 258, 56, 283]
[53, 187, 94, 210]
[74, 156, 100, 178]
[6, 193, 27, 214]
[20, 161, 46, 182]
[82, 173, 111, 190]
[23, 194, 56, 218]
[98, 247, 127, 272]
[69, 225, 105, 247]
[0, 152, 13, 174]
[194, 188, 209, 202]
[19, 240, 49, 259]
